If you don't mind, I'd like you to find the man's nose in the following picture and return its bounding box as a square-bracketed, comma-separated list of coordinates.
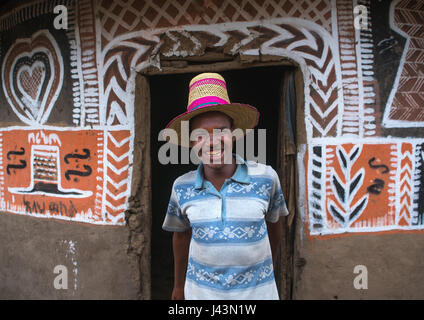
[209, 134, 222, 145]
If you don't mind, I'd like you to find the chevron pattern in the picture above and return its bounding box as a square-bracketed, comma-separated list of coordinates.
[389, 0, 424, 123]
[93, 131, 105, 222]
[266, 23, 339, 137]
[309, 142, 415, 236]
[98, 0, 333, 47]
[104, 130, 131, 224]
[102, 35, 158, 126]
[102, 20, 340, 137]
[327, 145, 369, 229]
[398, 143, 413, 226]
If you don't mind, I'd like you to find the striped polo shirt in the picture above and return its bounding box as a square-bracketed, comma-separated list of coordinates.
[162, 155, 289, 300]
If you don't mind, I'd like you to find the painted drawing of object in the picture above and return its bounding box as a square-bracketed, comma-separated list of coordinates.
[327, 145, 369, 228]
[1, 30, 63, 126]
[8, 132, 92, 198]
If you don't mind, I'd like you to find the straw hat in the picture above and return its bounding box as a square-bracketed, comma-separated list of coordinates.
[164, 72, 260, 145]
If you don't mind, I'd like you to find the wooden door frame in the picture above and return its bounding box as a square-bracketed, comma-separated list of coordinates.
[275, 68, 306, 300]
[130, 75, 152, 299]
[135, 55, 305, 299]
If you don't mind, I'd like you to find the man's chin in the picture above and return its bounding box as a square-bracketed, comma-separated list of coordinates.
[201, 156, 227, 169]
[203, 162, 226, 169]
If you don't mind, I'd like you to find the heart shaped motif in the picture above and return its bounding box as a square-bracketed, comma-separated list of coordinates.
[17, 63, 46, 119]
[1, 30, 63, 126]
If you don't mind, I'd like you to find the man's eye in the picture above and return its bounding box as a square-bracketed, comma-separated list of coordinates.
[216, 130, 231, 138]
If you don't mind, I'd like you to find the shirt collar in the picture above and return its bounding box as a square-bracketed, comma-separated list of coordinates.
[194, 153, 251, 190]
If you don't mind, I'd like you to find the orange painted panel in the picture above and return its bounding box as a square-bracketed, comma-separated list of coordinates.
[325, 143, 396, 230]
[307, 142, 424, 238]
[1, 129, 105, 223]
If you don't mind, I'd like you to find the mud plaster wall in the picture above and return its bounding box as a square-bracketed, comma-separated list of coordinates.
[0, 0, 423, 299]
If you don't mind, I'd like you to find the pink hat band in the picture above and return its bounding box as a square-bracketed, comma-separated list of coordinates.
[164, 72, 260, 145]
[186, 75, 231, 111]
[188, 96, 230, 112]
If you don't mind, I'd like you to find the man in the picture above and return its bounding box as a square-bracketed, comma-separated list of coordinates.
[162, 72, 289, 300]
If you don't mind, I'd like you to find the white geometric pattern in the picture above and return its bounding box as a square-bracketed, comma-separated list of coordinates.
[101, 17, 341, 136]
[98, 0, 333, 45]
[192, 224, 266, 241]
[187, 261, 274, 288]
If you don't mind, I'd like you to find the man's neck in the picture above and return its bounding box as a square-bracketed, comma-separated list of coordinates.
[202, 156, 237, 191]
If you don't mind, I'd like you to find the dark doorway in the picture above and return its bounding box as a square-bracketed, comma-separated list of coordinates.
[150, 66, 291, 299]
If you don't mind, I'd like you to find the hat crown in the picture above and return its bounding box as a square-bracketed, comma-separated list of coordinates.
[164, 72, 260, 145]
[187, 72, 231, 112]
[189, 72, 225, 86]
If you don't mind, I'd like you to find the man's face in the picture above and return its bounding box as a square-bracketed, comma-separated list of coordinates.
[190, 111, 234, 169]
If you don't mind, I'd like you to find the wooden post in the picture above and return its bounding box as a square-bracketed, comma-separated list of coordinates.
[129, 74, 152, 299]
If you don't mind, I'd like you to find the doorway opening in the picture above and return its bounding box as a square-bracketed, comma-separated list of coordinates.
[148, 64, 300, 300]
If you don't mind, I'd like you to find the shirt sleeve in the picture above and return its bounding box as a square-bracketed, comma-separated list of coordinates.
[265, 168, 289, 223]
[162, 181, 191, 232]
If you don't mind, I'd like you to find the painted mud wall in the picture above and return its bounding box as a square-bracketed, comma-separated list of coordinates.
[0, 0, 423, 299]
